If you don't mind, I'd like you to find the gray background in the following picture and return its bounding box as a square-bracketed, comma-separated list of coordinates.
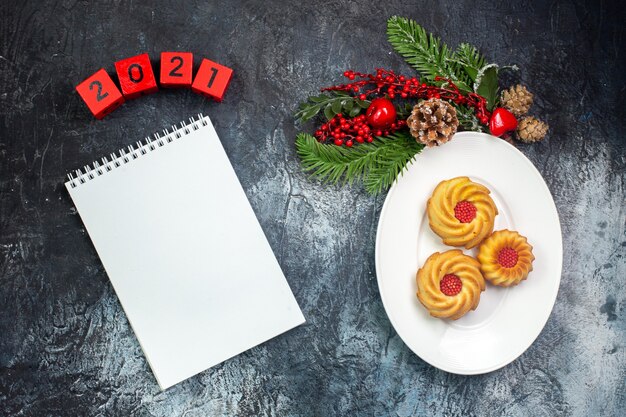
[1, 0, 624, 416]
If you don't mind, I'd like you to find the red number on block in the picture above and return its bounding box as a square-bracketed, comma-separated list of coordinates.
[160, 52, 193, 88]
[114, 53, 158, 99]
[75, 69, 125, 119]
[191, 58, 233, 102]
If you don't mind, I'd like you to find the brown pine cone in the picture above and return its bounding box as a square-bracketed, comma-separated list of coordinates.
[501, 85, 533, 117]
[407, 99, 459, 147]
[517, 117, 549, 143]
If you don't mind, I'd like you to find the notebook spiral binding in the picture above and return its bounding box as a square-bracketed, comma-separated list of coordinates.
[67, 114, 208, 189]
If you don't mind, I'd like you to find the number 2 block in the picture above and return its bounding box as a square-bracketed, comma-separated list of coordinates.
[75, 69, 125, 119]
[191, 58, 233, 102]
[115, 53, 158, 99]
[160, 52, 193, 88]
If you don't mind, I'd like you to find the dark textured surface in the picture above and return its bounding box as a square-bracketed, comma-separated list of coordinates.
[1, 0, 625, 415]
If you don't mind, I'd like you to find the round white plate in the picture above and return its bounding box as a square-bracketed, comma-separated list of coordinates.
[375, 132, 562, 374]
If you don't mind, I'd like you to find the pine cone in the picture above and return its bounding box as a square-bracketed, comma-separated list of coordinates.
[517, 117, 549, 143]
[407, 99, 459, 147]
[501, 85, 533, 117]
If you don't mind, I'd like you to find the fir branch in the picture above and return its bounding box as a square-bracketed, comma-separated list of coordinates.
[295, 131, 424, 194]
[295, 91, 369, 122]
[455, 105, 484, 132]
[387, 16, 472, 92]
[451, 43, 486, 83]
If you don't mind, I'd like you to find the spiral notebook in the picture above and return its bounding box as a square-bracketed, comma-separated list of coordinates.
[65, 114, 304, 390]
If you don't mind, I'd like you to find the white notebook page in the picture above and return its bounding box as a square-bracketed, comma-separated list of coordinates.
[66, 115, 304, 389]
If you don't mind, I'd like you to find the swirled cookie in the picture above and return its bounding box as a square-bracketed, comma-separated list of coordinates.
[416, 250, 486, 320]
[427, 177, 498, 249]
[477, 230, 535, 286]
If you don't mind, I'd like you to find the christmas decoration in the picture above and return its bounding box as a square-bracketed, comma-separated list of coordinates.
[366, 98, 397, 129]
[295, 132, 423, 194]
[517, 117, 549, 143]
[294, 16, 548, 194]
[407, 98, 459, 147]
[501, 84, 533, 117]
[313, 113, 406, 147]
[322, 70, 491, 128]
[489, 108, 518, 137]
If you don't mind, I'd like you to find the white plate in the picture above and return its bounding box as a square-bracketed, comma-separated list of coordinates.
[375, 132, 562, 374]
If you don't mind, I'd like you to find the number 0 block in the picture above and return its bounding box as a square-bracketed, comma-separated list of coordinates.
[75, 69, 125, 119]
[160, 52, 193, 88]
[115, 53, 158, 99]
[191, 58, 233, 102]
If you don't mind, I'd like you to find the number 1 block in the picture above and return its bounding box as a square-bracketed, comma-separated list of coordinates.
[160, 52, 193, 88]
[115, 53, 158, 99]
[75, 69, 125, 119]
[191, 58, 233, 101]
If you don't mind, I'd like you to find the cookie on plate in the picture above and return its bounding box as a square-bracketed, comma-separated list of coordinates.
[427, 176, 498, 249]
[416, 249, 486, 320]
[477, 230, 535, 286]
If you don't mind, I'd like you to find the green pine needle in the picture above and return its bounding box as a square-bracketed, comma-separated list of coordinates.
[387, 16, 472, 92]
[295, 131, 424, 195]
[452, 43, 486, 82]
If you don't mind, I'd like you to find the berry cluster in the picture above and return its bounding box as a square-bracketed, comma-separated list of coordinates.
[497, 247, 519, 268]
[323, 69, 491, 125]
[314, 114, 406, 147]
[454, 200, 477, 223]
[440, 274, 463, 296]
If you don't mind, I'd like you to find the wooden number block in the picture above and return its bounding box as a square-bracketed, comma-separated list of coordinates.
[75, 68, 125, 119]
[160, 52, 193, 88]
[115, 53, 158, 99]
[191, 58, 233, 102]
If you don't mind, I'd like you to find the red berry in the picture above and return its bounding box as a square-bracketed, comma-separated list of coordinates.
[334, 138, 343, 146]
[346, 139, 353, 147]
[366, 137, 373, 143]
[375, 130, 382, 136]
[440, 274, 463, 296]
[356, 135, 364, 143]
[343, 71, 351, 77]
[497, 248, 519, 268]
[359, 94, 367, 100]
[454, 200, 477, 223]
